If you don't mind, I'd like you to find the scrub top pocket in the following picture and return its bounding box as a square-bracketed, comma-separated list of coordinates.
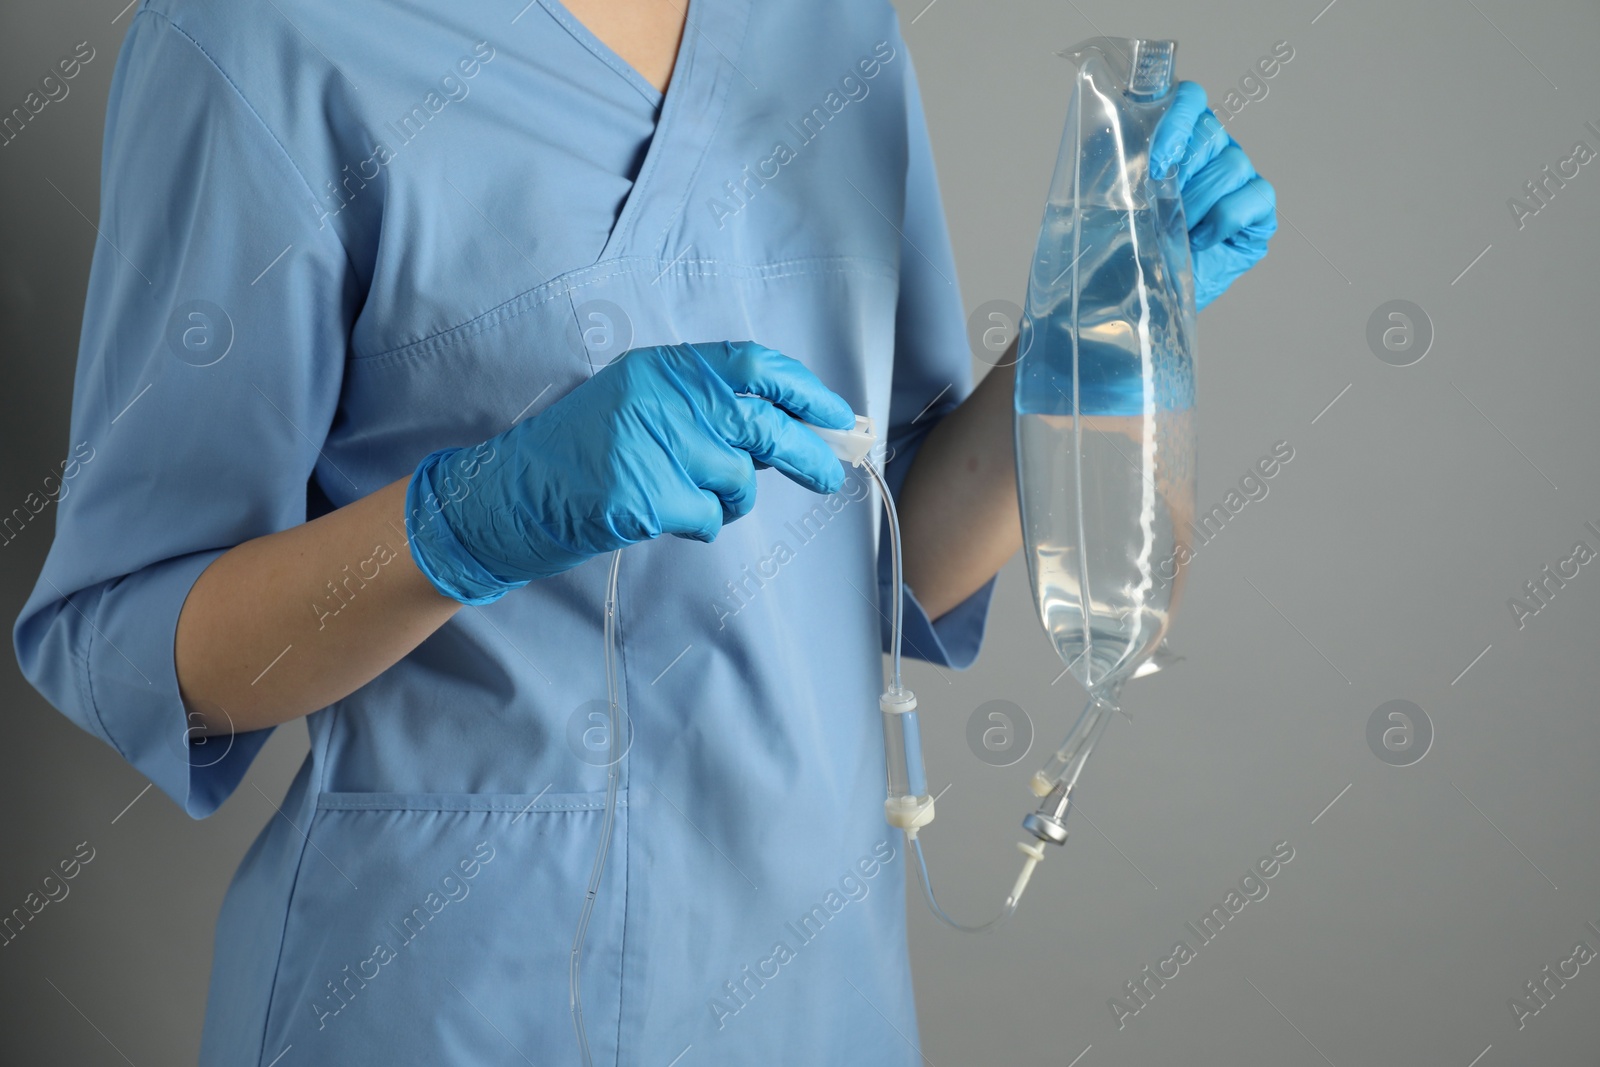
[257, 791, 629, 1065]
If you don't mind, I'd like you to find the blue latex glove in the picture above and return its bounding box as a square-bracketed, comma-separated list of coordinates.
[1150, 81, 1278, 311]
[406, 340, 855, 604]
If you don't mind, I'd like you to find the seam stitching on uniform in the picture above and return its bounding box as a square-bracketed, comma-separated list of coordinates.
[78, 583, 119, 755]
[354, 273, 581, 368]
[605, 0, 701, 256]
[612, 556, 634, 1067]
[251, 699, 339, 1065]
[354, 255, 898, 369]
[314, 797, 631, 812]
[144, 9, 361, 277]
[644, 0, 748, 256]
[253, 803, 319, 1067]
[537, 0, 663, 109]
[636, 0, 706, 255]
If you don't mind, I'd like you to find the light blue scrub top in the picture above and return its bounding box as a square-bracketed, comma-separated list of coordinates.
[13, 0, 999, 1063]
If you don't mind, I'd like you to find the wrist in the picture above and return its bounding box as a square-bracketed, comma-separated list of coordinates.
[404, 447, 526, 605]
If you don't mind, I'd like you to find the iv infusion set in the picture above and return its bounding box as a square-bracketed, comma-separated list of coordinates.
[848, 35, 1200, 932]
[571, 35, 1198, 1062]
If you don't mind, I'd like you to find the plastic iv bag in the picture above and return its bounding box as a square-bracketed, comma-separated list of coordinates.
[1014, 37, 1198, 697]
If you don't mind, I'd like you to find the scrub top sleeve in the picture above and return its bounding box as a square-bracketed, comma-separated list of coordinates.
[11, 11, 358, 818]
[875, 43, 999, 671]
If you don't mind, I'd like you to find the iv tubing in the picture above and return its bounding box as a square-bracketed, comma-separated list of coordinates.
[1032, 686, 1120, 798]
[911, 834, 1045, 934]
[570, 549, 623, 1067]
[862, 459, 903, 694]
[863, 456, 1037, 933]
[864, 458, 931, 823]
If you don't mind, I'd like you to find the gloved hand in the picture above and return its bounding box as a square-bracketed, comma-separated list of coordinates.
[406, 340, 855, 604]
[1150, 81, 1278, 311]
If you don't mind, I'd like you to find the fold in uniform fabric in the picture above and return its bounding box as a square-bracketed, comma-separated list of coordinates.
[12, 0, 999, 1062]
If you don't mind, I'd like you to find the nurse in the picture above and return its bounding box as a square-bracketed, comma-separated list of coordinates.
[13, 0, 1274, 1063]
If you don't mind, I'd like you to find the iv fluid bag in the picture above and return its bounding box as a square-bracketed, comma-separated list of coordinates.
[1014, 37, 1198, 696]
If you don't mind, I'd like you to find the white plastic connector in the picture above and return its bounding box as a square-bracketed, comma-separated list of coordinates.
[804, 415, 878, 467]
[1029, 770, 1054, 797]
[879, 688, 918, 715]
[885, 794, 937, 832]
[1008, 840, 1047, 903]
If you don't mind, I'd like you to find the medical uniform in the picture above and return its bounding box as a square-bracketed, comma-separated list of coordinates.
[13, 0, 997, 1062]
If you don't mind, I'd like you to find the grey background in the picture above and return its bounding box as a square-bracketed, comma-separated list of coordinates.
[3, 0, 1597, 1063]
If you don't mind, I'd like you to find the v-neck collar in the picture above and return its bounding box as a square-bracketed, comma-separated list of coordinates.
[538, 0, 687, 110]
[538, 0, 746, 266]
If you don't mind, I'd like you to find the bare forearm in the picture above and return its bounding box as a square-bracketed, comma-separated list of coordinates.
[175, 475, 463, 736]
[897, 340, 1022, 620]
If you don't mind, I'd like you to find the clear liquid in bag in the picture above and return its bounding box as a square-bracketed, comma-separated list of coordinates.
[1014, 40, 1198, 697]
